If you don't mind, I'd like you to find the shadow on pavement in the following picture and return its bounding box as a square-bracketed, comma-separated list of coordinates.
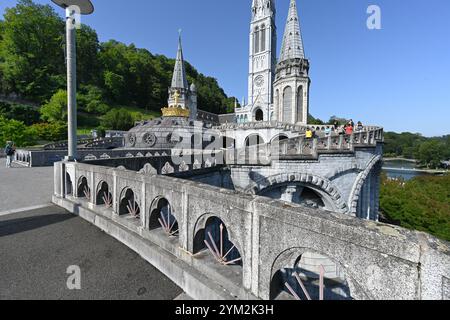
[0, 213, 75, 238]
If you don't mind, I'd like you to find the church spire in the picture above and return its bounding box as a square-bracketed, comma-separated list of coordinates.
[279, 0, 305, 62]
[171, 31, 189, 89]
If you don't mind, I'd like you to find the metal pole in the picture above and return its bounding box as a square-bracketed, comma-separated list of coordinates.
[66, 8, 77, 161]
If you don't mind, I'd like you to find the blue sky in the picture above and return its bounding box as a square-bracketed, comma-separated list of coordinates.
[1, 0, 449, 136]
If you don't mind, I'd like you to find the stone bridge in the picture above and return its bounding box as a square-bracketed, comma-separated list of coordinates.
[53, 160, 450, 300]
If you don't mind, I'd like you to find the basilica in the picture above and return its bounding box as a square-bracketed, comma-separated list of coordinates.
[162, 0, 310, 126]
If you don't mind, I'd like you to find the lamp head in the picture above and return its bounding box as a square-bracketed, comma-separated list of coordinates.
[51, 0, 94, 15]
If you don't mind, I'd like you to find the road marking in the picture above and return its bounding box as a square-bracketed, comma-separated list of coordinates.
[0, 204, 54, 217]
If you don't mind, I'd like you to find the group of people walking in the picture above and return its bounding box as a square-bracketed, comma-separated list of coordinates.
[305, 119, 364, 139]
[3, 141, 16, 168]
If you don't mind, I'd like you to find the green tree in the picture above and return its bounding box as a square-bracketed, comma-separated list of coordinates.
[76, 25, 100, 85]
[0, 0, 65, 102]
[417, 140, 444, 168]
[40, 89, 67, 123]
[101, 108, 135, 131]
[0, 115, 35, 146]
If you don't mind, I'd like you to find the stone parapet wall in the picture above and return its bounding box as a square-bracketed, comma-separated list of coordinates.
[53, 161, 450, 300]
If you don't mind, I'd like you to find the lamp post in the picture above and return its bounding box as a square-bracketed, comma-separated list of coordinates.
[51, 0, 94, 161]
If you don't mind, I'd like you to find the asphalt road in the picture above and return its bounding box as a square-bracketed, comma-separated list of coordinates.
[0, 205, 182, 300]
[0, 159, 54, 213]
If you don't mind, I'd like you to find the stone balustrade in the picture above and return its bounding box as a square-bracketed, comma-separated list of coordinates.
[226, 127, 384, 164]
[53, 160, 450, 300]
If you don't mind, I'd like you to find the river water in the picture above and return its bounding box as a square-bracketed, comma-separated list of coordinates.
[383, 159, 433, 181]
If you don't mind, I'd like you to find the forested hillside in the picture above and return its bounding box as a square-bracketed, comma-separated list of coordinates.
[0, 0, 237, 143]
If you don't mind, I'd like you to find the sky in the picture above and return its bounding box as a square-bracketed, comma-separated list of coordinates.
[1, 0, 449, 137]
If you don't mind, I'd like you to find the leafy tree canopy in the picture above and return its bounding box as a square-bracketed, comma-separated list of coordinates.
[0, 0, 238, 116]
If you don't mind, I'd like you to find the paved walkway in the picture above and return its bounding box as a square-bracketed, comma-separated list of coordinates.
[0, 159, 54, 213]
[0, 205, 182, 300]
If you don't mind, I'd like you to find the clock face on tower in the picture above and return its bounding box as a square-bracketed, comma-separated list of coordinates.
[255, 75, 265, 88]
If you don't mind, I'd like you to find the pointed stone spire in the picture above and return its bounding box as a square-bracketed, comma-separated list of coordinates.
[279, 0, 305, 62]
[171, 31, 189, 89]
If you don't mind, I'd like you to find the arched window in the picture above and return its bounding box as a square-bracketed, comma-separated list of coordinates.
[274, 89, 280, 116]
[254, 27, 260, 53]
[255, 109, 264, 122]
[260, 25, 266, 52]
[283, 86, 293, 123]
[297, 86, 304, 123]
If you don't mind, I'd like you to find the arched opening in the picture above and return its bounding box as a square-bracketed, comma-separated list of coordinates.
[270, 251, 352, 300]
[297, 86, 304, 123]
[260, 25, 266, 51]
[255, 109, 264, 122]
[119, 188, 140, 217]
[149, 198, 179, 237]
[65, 173, 73, 196]
[222, 136, 236, 149]
[259, 184, 326, 210]
[96, 181, 112, 208]
[282, 86, 293, 123]
[193, 216, 242, 266]
[77, 177, 90, 199]
[271, 135, 289, 145]
[254, 26, 260, 53]
[245, 134, 265, 147]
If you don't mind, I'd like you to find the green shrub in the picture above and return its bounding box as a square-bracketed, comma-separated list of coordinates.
[27, 122, 67, 142]
[101, 108, 135, 131]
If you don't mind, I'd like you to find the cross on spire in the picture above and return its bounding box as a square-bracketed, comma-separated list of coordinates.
[279, 0, 305, 62]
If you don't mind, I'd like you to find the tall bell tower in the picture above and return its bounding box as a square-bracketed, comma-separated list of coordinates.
[240, 0, 276, 122]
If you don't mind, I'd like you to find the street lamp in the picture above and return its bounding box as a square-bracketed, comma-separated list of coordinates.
[51, 0, 94, 161]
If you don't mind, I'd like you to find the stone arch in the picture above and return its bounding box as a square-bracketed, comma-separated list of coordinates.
[192, 213, 243, 260]
[271, 134, 289, 144]
[148, 197, 178, 235]
[245, 134, 265, 147]
[193, 215, 242, 267]
[77, 176, 90, 199]
[328, 163, 362, 180]
[65, 172, 73, 196]
[118, 187, 140, 216]
[245, 173, 348, 214]
[269, 247, 365, 300]
[96, 181, 112, 206]
[348, 155, 382, 215]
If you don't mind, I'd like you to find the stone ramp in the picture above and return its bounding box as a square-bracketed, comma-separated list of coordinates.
[0, 205, 182, 300]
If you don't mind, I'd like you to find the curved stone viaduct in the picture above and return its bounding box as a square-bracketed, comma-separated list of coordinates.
[53, 161, 450, 300]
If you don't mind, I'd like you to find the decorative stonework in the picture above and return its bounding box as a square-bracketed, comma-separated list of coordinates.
[193, 159, 201, 170]
[179, 161, 189, 172]
[162, 162, 175, 175]
[143, 133, 157, 147]
[139, 163, 157, 175]
[128, 133, 136, 147]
